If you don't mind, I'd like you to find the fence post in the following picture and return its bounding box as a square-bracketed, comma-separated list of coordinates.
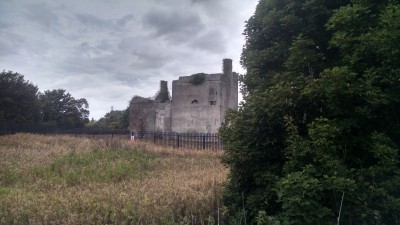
[203, 134, 206, 150]
[177, 134, 180, 148]
[153, 132, 156, 144]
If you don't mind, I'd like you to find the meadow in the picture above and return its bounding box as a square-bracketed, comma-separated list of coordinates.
[0, 133, 228, 225]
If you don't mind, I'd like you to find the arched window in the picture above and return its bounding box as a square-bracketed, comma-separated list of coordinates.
[191, 99, 199, 104]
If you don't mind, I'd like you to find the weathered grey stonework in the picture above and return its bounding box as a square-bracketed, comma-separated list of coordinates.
[129, 59, 238, 133]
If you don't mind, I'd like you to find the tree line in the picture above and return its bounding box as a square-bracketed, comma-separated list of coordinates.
[0, 70, 128, 129]
[0, 70, 89, 127]
[220, 0, 400, 224]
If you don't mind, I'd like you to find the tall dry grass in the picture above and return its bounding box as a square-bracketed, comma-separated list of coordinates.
[0, 133, 228, 224]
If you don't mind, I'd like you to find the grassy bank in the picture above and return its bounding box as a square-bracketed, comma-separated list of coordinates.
[0, 134, 227, 224]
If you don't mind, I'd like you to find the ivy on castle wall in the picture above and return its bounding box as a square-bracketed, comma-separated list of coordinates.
[154, 81, 170, 103]
[190, 73, 206, 85]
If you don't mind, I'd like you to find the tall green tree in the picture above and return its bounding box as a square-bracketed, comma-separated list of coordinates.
[220, 0, 400, 224]
[0, 70, 40, 123]
[39, 89, 89, 127]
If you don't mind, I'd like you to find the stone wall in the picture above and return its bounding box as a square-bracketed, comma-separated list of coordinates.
[129, 96, 157, 135]
[171, 73, 225, 133]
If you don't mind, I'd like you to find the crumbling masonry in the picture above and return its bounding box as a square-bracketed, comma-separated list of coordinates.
[129, 59, 238, 134]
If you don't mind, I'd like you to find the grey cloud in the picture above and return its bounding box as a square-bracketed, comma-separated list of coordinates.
[191, 0, 210, 3]
[75, 13, 134, 33]
[0, 21, 11, 29]
[25, 3, 60, 30]
[77, 40, 118, 58]
[118, 36, 142, 51]
[59, 57, 104, 75]
[76, 13, 115, 31]
[79, 42, 102, 58]
[59, 39, 160, 83]
[118, 36, 172, 69]
[0, 1, 22, 29]
[117, 14, 134, 26]
[0, 41, 16, 58]
[189, 29, 227, 53]
[77, 40, 118, 53]
[129, 55, 168, 70]
[58, 46, 116, 75]
[97, 40, 116, 51]
[0, 30, 28, 58]
[143, 9, 204, 41]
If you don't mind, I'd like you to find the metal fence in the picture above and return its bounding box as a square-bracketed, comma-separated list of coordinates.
[130, 131, 222, 150]
[0, 123, 222, 150]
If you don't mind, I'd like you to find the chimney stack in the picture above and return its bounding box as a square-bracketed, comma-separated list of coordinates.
[223, 58, 232, 75]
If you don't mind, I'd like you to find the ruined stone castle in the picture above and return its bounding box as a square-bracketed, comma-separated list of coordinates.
[129, 59, 238, 133]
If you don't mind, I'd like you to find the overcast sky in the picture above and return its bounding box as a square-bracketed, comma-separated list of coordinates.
[0, 0, 258, 119]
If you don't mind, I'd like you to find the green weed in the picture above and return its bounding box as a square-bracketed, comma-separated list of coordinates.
[0, 169, 21, 186]
[33, 149, 155, 186]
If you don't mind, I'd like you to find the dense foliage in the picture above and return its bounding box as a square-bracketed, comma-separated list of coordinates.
[39, 89, 89, 127]
[0, 71, 40, 123]
[220, 0, 400, 224]
[91, 108, 129, 129]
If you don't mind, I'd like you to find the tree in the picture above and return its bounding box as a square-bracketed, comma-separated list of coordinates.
[94, 108, 129, 129]
[0, 70, 40, 123]
[220, 0, 400, 224]
[39, 89, 89, 127]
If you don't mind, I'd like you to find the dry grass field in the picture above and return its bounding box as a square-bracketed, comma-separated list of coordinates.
[0, 133, 228, 225]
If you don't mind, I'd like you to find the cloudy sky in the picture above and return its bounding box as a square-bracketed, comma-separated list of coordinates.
[0, 0, 258, 119]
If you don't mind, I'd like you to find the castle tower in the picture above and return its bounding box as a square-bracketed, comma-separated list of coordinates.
[223, 58, 232, 75]
[223, 58, 238, 110]
[154, 80, 170, 103]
